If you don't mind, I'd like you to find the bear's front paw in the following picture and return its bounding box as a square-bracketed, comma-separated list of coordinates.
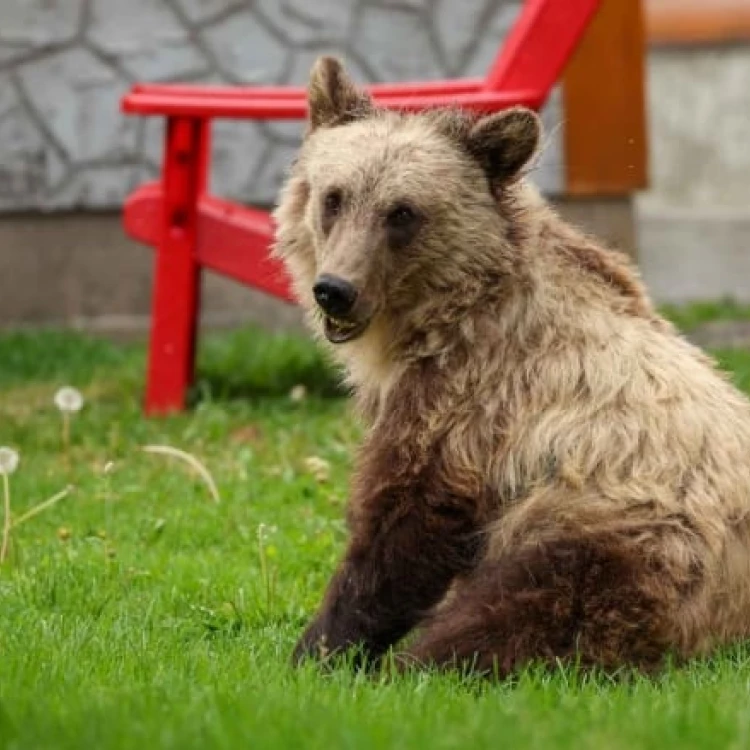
[292, 615, 373, 669]
[292, 619, 332, 665]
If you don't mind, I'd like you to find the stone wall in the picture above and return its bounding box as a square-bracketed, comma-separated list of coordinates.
[0, 0, 564, 213]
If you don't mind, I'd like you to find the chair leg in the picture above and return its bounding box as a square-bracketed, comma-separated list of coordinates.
[146, 238, 201, 415]
[145, 116, 210, 415]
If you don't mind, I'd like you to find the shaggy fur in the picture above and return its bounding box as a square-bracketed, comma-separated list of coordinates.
[274, 57, 750, 677]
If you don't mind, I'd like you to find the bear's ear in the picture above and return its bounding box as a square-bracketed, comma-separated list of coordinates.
[307, 56, 373, 132]
[466, 107, 541, 193]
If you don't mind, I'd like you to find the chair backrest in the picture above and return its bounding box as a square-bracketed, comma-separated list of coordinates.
[484, 0, 601, 99]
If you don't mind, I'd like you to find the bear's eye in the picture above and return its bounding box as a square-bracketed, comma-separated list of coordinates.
[386, 204, 417, 229]
[385, 203, 422, 249]
[323, 189, 343, 218]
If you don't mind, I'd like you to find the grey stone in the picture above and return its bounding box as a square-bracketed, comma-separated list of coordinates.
[211, 120, 269, 200]
[0, 0, 81, 65]
[0, 136, 50, 211]
[0, 0, 572, 213]
[254, 0, 354, 45]
[174, 0, 246, 25]
[88, 0, 189, 56]
[42, 165, 139, 210]
[433, 0, 494, 72]
[116, 40, 210, 82]
[200, 11, 289, 83]
[352, 6, 442, 81]
[140, 117, 166, 168]
[262, 120, 305, 146]
[2, 148, 72, 212]
[0, 75, 66, 211]
[0, 74, 17, 114]
[372, 0, 431, 9]
[246, 142, 298, 207]
[0, 39, 34, 67]
[17, 48, 137, 163]
[460, 2, 520, 77]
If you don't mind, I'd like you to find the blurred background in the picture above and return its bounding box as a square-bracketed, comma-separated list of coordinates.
[0, 0, 749, 338]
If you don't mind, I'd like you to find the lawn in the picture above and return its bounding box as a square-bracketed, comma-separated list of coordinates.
[2, 319, 750, 750]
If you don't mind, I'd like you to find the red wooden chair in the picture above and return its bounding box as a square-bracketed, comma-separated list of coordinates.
[122, 0, 601, 415]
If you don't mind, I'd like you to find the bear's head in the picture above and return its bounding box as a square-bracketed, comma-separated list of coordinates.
[274, 57, 541, 347]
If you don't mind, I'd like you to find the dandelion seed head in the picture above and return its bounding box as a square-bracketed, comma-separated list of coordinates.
[289, 384, 307, 403]
[54, 386, 84, 413]
[0, 447, 19, 475]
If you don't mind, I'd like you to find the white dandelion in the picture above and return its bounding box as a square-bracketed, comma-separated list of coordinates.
[0, 447, 19, 564]
[0, 447, 19, 476]
[54, 386, 84, 413]
[54, 386, 84, 456]
[289, 384, 307, 403]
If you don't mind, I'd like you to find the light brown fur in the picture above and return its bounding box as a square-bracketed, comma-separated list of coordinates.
[274, 57, 750, 675]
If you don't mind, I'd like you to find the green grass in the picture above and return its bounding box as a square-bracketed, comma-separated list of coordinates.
[2, 318, 750, 750]
[659, 298, 750, 333]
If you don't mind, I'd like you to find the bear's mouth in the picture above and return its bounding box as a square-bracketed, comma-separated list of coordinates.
[323, 315, 369, 344]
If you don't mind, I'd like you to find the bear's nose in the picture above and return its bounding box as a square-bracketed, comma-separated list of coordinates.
[313, 274, 358, 317]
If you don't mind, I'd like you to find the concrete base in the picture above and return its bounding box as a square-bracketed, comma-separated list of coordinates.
[5, 197, 742, 336]
[0, 211, 304, 337]
[637, 206, 750, 304]
[554, 195, 638, 262]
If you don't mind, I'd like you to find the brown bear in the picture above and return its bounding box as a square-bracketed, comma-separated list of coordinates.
[273, 56, 750, 676]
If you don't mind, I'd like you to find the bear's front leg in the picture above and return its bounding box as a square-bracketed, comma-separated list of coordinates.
[293, 473, 481, 666]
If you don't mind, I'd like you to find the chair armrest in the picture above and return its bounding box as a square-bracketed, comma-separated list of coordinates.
[122, 88, 542, 119]
[128, 77, 485, 103]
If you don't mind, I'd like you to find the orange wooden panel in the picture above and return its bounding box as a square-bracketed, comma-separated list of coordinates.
[562, 0, 648, 196]
[646, 0, 750, 45]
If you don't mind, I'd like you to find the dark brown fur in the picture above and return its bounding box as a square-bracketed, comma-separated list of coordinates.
[405, 533, 673, 676]
[293, 366, 485, 664]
